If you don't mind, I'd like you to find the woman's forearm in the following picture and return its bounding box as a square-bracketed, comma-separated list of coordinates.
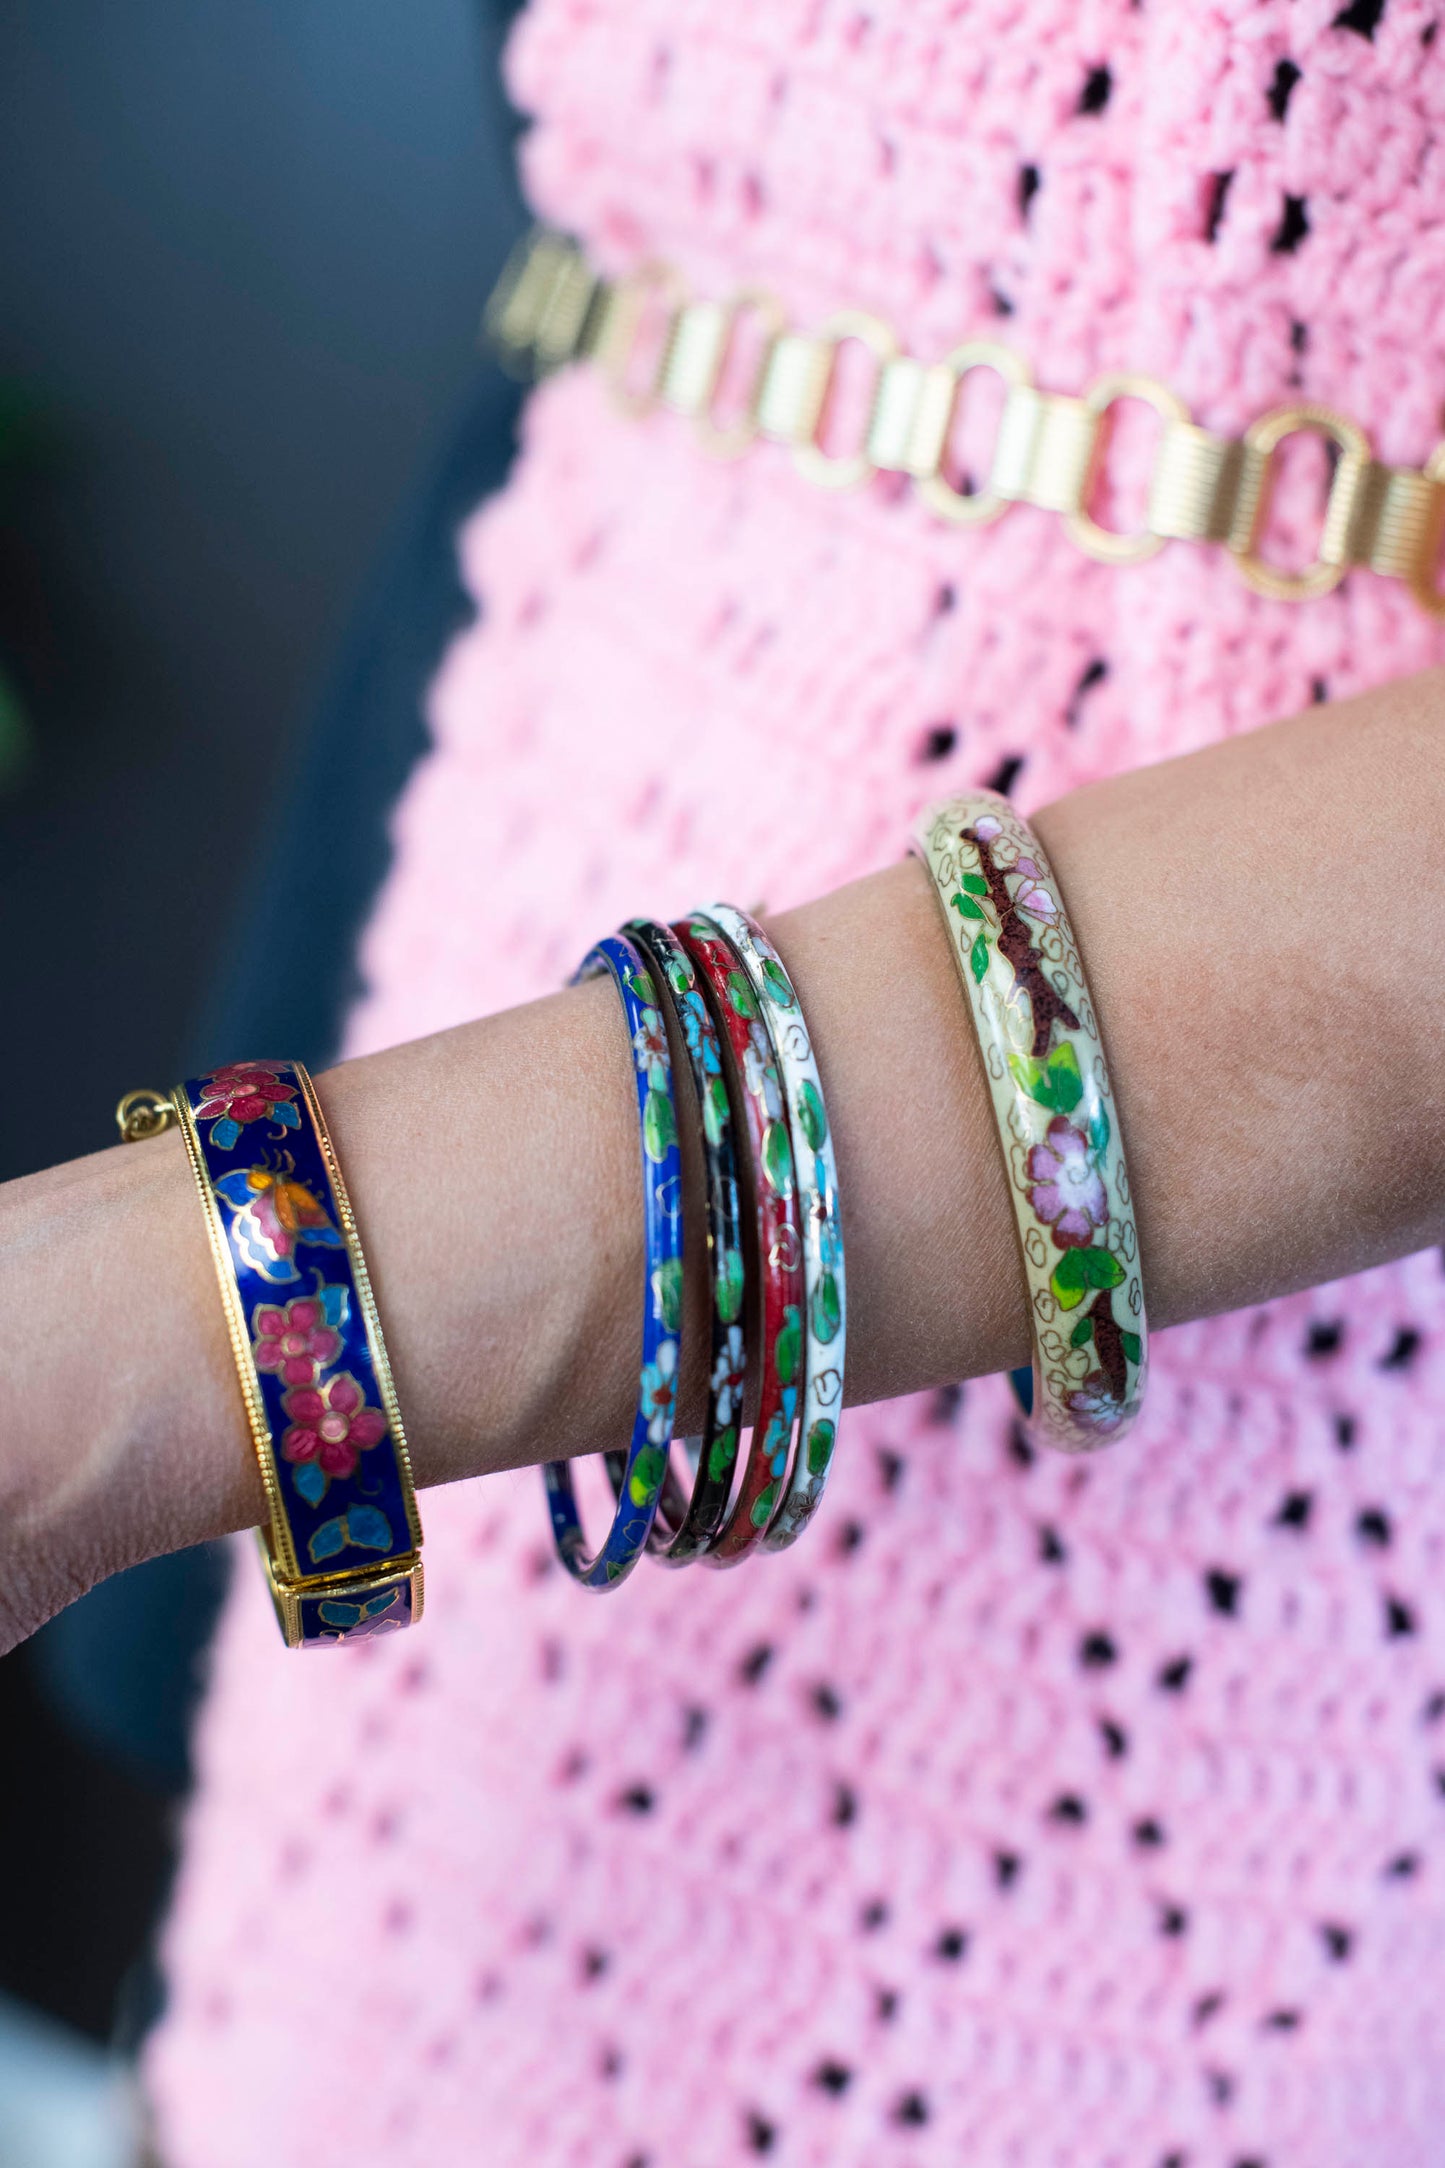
[3, 669, 1443, 1648]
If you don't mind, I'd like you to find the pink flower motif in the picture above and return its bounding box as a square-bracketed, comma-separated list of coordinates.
[196, 1061, 296, 1129]
[1015, 879, 1058, 921]
[1027, 1115, 1108, 1246]
[1016, 855, 1040, 877]
[972, 815, 1002, 842]
[1064, 1371, 1128, 1434]
[253, 1296, 342, 1386]
[281, 1373, 388, 1478]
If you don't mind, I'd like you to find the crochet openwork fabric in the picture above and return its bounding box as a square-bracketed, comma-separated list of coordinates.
[149, 3, 1445, 2162]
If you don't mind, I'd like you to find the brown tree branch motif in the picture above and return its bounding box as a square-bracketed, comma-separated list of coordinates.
[1087, 1292, 1130, 1405]
[963, 824, 1080, 1058]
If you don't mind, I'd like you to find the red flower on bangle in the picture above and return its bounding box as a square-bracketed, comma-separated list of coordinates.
[281, 1374, 388, 1479]
[196, 1062, 300, 1148]
[253, 1296, 342, 1386]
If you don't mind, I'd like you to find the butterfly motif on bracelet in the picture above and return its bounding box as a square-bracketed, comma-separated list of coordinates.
[214, 1156, 345, 1283]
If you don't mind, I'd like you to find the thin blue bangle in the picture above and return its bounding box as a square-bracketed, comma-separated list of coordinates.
[542, 931, 685, 1589]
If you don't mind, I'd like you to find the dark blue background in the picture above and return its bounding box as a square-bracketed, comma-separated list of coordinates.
[0, 0, 526, 2054]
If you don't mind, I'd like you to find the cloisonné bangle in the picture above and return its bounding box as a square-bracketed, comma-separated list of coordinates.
[543, 932, 685, 1588]
[623, 918, 748, 1565]
[912, 793, 1148, 1449]
[143, 1061, 425, 1648]
[696, 905, 845, 1547]
[677, 914, 806, 1562]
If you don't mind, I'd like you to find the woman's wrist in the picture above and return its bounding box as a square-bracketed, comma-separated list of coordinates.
[0, 1125, 263, 1643]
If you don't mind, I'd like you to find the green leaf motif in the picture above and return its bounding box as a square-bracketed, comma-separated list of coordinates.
[624, 966, 654, 1004]
[776, 1303, 802, 1387]
[666, 957, 690, 995]
[959, 871, 989, 896]
[950, 891, 984, 920]
[761, 957, 795, 1008]
[643, 1088, 677, 1164]
[798, 1077, 827, 1152]
[805, 1418, 836, 1477]
[750, 1482, 778, 1529]
[1120, 1330, 1143, 1367]
[762, 1118, 794, 1196]
[628, 1443, 667, 1508]
[717, 1246, 746, 1324]
[811, 1271, 842, 1345]
[702, 1072, 729, 1148]
[708, 1426, 739, 1484]
[726, 970, 758, 1019]
[969, 933, 989, 983]
[1069, 1315, 1094, 1349]
[1049, 1245, 1126, 1311]
[1088, 1103, 1111, 1159]
[654, 1256, 684, 1332]
[1008, 1040, 1083, 1115]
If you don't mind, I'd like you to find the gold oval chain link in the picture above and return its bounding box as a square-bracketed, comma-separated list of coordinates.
[487, 227, 1445, 618]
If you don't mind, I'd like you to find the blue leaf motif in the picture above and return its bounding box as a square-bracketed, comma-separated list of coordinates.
[308, 1515, 348, 1563]
[318, 1598, 363, 1628]
[345, 1505, 394, 1553]
[292, 1459, 328, 1507]
[319, 1284, 350, 1330]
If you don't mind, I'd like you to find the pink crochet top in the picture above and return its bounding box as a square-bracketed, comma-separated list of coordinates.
[150, 4, 1445, 2161]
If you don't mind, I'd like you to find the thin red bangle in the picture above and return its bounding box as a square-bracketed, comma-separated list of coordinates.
[676, 916, 805, 1564]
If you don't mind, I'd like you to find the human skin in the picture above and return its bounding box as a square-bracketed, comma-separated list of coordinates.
[1, 668, 1442, 1652]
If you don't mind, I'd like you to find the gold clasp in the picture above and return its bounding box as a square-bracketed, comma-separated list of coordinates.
[116, 1088, 176, 1144]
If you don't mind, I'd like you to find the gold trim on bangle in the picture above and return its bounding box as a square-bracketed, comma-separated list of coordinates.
[913, 794, 1148, 1451]
[137, 1061, 425, 1649]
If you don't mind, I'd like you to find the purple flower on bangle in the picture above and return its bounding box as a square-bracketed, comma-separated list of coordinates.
[1027, 1116, 1110, 1247]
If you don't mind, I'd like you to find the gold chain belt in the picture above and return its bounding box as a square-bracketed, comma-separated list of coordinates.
[485, 226, 1445, 617]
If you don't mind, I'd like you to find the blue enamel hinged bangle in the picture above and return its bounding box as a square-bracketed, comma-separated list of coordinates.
[125, 1062, 425, 1649]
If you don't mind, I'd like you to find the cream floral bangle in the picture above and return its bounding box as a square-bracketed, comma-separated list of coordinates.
[913, 793, 1147, 1450]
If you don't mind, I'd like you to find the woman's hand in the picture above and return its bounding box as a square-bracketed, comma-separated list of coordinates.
[2, 668, 1443, 1652]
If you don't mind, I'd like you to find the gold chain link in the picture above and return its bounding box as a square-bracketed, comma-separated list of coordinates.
[486, 227, 1445, 619]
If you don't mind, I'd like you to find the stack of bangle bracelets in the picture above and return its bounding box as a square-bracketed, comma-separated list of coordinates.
[117, 792, 1145, 1640]
[541, 904, 848, 1589]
